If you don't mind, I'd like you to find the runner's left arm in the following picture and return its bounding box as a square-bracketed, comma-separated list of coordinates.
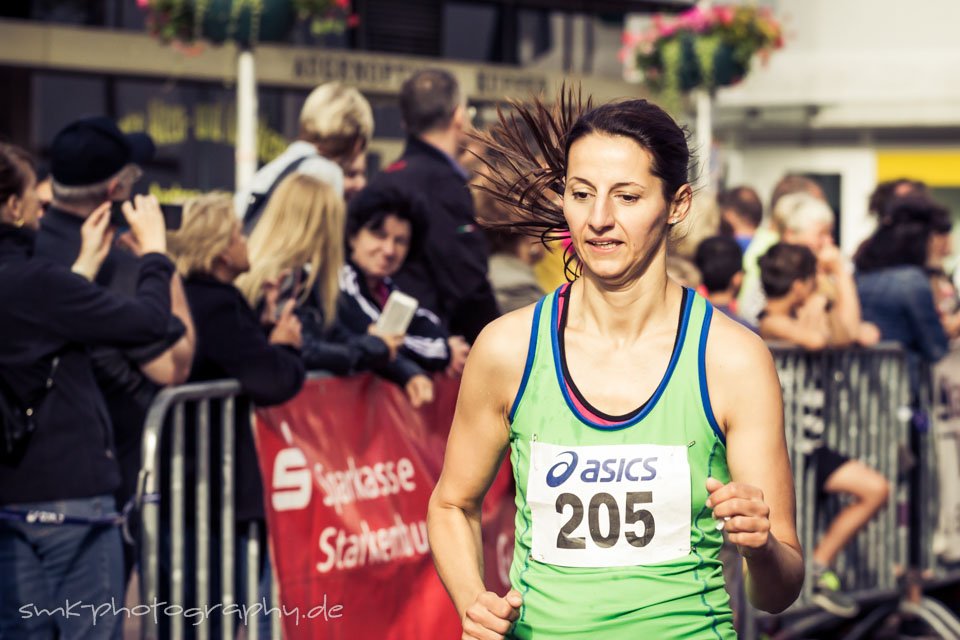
[705, 312, 805, 614]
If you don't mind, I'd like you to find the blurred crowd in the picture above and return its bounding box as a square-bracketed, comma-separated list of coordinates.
[0, 68, 955, 637]
[675, 174, 954, 618]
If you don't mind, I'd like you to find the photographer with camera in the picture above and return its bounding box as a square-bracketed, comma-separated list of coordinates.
[33, 117, 195, 583]
[0, 143, 183, 639]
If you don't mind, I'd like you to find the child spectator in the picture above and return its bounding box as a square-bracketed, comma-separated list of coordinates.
[759, 242, 890, 618]
[758, 243, 834, 348]
[694, 235, 756, 331]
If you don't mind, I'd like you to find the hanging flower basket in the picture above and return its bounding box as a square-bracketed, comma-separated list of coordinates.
[622, 5, 783, 99]
[139, 0, 356, 49]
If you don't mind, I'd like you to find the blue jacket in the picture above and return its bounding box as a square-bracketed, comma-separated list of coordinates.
[856, 266, 948, 363]
[856, 265, 949, 395]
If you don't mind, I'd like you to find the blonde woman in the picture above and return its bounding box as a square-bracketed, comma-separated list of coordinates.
[236, 172, 401, 374]
[165, 193, 304, 636]
[237, 81, 374, 229]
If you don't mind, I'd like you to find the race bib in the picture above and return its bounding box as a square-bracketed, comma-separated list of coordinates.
[526, 442, 691, 567]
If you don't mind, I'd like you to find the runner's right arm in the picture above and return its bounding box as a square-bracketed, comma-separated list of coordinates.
[428, 308, 532, 637]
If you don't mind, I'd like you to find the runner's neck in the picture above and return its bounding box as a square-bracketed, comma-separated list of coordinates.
[570, 272, 681, 345]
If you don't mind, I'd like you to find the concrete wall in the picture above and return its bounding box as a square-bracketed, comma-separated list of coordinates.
[718, 0, 960, 128]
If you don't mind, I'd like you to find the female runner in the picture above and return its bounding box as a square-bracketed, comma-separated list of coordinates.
[427, 94, 804, 639]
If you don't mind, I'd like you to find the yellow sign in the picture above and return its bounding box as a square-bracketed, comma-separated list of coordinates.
[118, 99, 288, 164]
[149, 182, 203, 204]
[876, 150, 960, 187]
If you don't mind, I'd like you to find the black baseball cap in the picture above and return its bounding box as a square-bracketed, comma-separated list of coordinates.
[50, 116, 155, 186]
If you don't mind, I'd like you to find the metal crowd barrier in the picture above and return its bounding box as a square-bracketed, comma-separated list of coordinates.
[737, 344, 960, 639]
[135, 379, 282, 640]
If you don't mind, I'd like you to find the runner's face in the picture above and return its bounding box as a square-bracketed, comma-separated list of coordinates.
[563, 133, 686, 285]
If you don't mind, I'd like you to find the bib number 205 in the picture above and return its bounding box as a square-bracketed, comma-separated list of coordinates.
[556, 491, 655, 549]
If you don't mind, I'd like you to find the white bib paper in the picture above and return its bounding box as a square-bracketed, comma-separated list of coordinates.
[526, 442, 691, 567]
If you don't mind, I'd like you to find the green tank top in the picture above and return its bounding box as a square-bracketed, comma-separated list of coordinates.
[507, 285, 736, 639]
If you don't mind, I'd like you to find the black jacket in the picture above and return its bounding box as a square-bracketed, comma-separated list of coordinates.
[0, 226, 179, 504]
[183, 276, 306, 522]
[292, 275, 392, 375]
[34, 207, 186, 508]
[337, 262, 450, 386]
[388, 137, 500, 343]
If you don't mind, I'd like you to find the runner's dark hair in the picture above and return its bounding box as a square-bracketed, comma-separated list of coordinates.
[471, 84, 695, 281]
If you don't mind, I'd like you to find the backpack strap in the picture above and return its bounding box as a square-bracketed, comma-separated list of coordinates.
[242, 154, 312, 233]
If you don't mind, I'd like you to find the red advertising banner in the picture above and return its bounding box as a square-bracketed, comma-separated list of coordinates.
[254, 374, 515, 639]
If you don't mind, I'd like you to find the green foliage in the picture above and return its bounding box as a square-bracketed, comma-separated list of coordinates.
[141, 0, 355, 47]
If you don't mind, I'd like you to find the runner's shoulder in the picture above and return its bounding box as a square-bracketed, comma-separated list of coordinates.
[468, 301, 540, 380]
[705, 307, 776, 377]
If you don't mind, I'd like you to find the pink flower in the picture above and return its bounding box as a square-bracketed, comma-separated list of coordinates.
[346, 13, 360, 27]
[335, 0, 350, 9]
[679, 6, 701, 23]
[715, 6, 735, 25]
[657, 20, 678, 38]
[136, 0, 150, 8]
[678, 6, 710, 32]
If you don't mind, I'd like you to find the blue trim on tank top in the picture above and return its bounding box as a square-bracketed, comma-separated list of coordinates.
[509, 296, 546, 423]
[698, 304, 727, 445]
[549, 286, 694, 431]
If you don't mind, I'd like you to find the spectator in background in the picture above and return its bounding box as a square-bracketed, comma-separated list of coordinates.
[694, 235, 755, 331]
[388, 68, 500, 350]
[856, 196, 950, 376]
[165, 193, 304, 637]
[0, 144, 181, 639]
[340, 177, 451, 407]
[237, 81, 373, 231]
[718, 185, 763, 252]
[665, 254, 701, 289]
[771, 174, 826, 209]
[473, 164, 546, 313]
[34, 162, 52, 216]
[342, 149, 369, 202]
[237, 172, 402, 375]
[779, 193, 880, 346]
[485, 228, 546, 313]
[923, 203, 960, 337]
[868, 178, 928, 218]
[758, 242, 889, 618]
[758, 243, 841, 349]
[739, 174, 825, 321]
[667, 193, 721, 290]
[34, 116, 195, 582]
[739, 189, 877, 342]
